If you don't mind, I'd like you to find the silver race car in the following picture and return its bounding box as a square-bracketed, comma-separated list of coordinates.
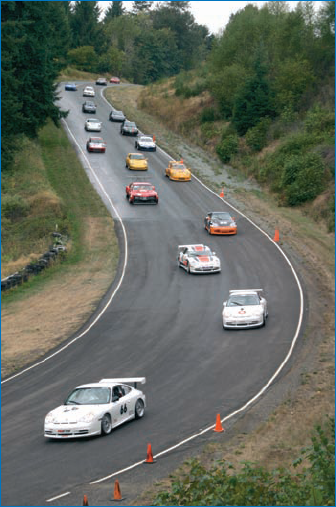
[222, 289, 268, 329]
[177, 244, 221, 274]
[44, 377, 146, 439]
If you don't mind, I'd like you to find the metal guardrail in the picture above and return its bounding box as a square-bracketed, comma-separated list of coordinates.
[1, 232, 68, 292]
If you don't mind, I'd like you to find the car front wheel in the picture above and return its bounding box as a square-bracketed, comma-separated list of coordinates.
[135, 399, 145, 419]
[101, 414, 112, 435]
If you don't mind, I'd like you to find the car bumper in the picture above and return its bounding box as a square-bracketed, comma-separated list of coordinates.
[169, 175, 191, 181]
[138, 146, 156, 151]
[86, 127, 101, 132]
[83, 93, 95, 97]
[222, 316, 264, 328]
[190, 266, 221, 274]
[44, 421, 101, 439]
[123, 131, 138, 136]
[131, 196, 158, 204]
[88, 148, 105, 152]
[129, 165, 148, 170]
[210, 227, 237, 235]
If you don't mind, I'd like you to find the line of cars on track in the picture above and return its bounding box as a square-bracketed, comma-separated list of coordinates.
[47, 80, 270, 440]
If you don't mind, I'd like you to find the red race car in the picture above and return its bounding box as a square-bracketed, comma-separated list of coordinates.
[110, 76, 120, 84]
[86, 137, 106, 153]
[126, 182, 158, 204]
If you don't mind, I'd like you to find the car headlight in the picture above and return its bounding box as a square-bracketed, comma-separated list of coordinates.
[77, 412, 96, 423]
[45, 412, 56, 424]
[230, 222, 236, 226]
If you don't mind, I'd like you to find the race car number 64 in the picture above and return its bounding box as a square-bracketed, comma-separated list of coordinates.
[120, 404, 127, 414]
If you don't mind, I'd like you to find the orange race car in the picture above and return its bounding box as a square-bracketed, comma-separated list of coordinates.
[165, 160, 191, 181]
[204, 211, 237, 235]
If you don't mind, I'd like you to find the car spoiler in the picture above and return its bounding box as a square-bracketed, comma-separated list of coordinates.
[229, 289, 263, 294]
[178, 244, 204, 250]
[99, 377, 146, 388]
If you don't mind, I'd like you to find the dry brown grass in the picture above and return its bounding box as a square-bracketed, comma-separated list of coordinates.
[1, 216, 117, 378]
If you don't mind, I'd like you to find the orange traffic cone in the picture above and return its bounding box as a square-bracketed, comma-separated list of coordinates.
[112, 479, 124, 501]
[220, 188, 224, 198]
[145, 443, 156, 463]
[213, 413, 224, 432]
[273, 229, 280, 242]
[83, 494, 89, 506]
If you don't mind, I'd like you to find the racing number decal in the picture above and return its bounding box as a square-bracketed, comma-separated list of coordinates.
[120, 403, 127, 415]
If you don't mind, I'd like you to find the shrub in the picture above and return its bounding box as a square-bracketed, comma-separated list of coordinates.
[282, 152, 325, 205]
[1, 195, 30, 221]
[245, 118, 271, 151]
[200, 106, 216, 123]
[304, 106, 335, 135]
[216, 134, 239, 163]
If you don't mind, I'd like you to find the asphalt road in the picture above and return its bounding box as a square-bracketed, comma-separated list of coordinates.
[1, 83, 304, 506]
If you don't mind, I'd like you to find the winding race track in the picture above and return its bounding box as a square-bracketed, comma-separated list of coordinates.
[1, 83, 304, 506]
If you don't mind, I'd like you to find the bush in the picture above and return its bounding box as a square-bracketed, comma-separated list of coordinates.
[245, 118, 271, 151]
[282, 152, 325, 205]
[1, 195, 30, 221]
[153, 417, 335, 507]
[304, 106, 335, 135]
[200, 106, 216, 123]
[216, 134, 239, 163]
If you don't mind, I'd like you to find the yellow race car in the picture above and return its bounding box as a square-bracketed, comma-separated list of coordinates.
[165, 160, 191, 181]
[126, 153, 148, 171]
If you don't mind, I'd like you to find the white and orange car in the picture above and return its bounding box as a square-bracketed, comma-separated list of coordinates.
[177, 244, 221, 274]
[165, 161, 191, 181]
[204, 212, 237, 235]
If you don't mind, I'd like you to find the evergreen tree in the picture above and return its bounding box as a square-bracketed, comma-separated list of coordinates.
[70, 1, 103, 51]
[132, 1, 153, 14]
[103, 1, 124, 22]
[1, 1, 70, 169]
[232, 52, 275, 136]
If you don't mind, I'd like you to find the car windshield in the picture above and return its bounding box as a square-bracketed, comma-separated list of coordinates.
[85, 101, 95, 106]
[125, 122, 136, 127]
[188, 249, 210, 257]
[90, 138, 104, 143]
[85, 87, 93, 91]
[212, 213, 232, 221]
[140, 137, 153, 142]
[172, 163, 186, 170]
[227, 294, 260, 306]
[130, 154, 145, 159]
[133, 185, 152, 191]
[88, 119, 100, 123]
[65, 387, 110, 405]
[113, 111, 124, 116]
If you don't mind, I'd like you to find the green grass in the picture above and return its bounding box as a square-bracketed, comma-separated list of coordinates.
[1, 120, 113, 304]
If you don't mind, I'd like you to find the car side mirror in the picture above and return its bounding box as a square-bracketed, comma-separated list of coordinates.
[212, 251, 216, 255]
[223, 301, 227, 307]
[112, 395, 119, 402]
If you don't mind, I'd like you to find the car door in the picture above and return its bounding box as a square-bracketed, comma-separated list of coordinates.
[111, 385, 130, 426]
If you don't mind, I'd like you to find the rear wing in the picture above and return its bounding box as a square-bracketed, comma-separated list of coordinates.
[229, 289, 263, 294]
[99, 377, 146, 388]
[178, 244, 204, 250]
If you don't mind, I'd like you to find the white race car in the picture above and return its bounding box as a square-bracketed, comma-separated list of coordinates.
[177, 244, 221, 274]
[44, 377, 146, 439]
[85, 118, 102, 131]
[135, 136, 156, 152]
[222, 289, 268, 329]
[83, 86, 95, 97]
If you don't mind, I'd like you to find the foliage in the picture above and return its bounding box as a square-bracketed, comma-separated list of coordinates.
[216, 129, 239, 163]
[282, 152, 326, 205]
[67, 45, 98, 73]
[1, 1, 70, 170]
[245, 118, 272, 152]
[1, 195, 30, 221]
[153, 417, 335, 506]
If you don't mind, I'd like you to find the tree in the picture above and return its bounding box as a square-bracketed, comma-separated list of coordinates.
[232, 53, 275, 136]
[70, 1, 103, 52]
[1, 1, 70, 169]
[132, 1, 153, 14]
[103, 1, 124, 23]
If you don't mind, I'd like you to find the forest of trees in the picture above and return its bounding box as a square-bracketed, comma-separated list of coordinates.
[1, 0, 335, 198]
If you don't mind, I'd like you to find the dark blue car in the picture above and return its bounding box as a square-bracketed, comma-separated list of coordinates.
[65, 83, 77, 91]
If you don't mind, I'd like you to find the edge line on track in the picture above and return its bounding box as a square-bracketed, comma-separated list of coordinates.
[48, 87, 304, 498]
[1, 114, 129, 385]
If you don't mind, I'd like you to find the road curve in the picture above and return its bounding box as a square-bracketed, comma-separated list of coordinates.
[1, 82, 304, 506]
